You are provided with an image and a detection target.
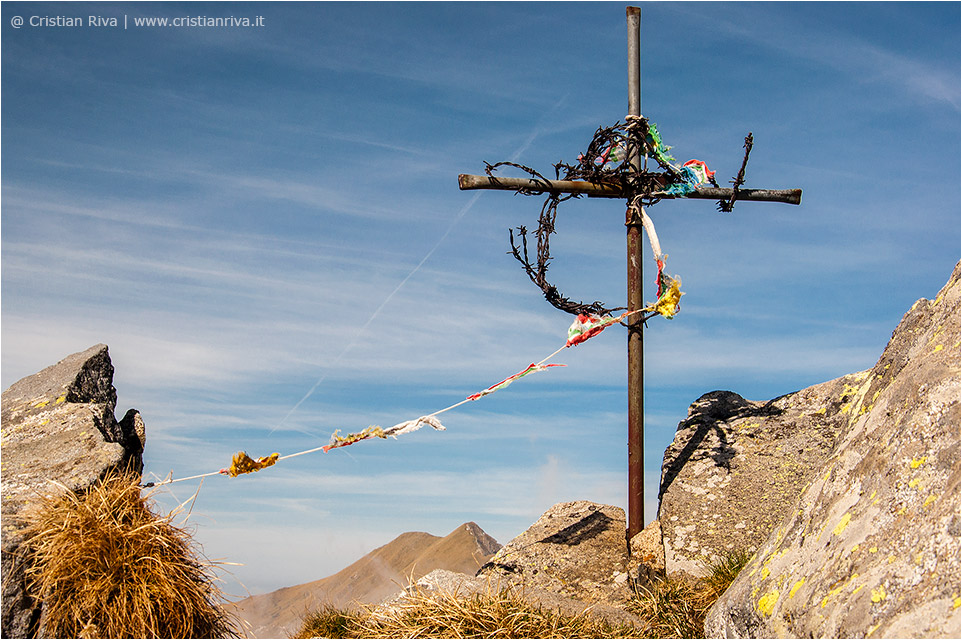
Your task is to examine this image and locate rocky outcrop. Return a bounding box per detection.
[477,500,655,606]
[686,262,960,638]
[1,344,145,638]
[658,375,862,576]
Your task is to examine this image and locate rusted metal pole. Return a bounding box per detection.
[457,174,802,205]
[626,5,645,543]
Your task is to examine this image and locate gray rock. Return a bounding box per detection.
[1,344,146,639]
[658,373,859,577]
[477,501,639,605]
[629,519,666,584]
[705,262,961,638]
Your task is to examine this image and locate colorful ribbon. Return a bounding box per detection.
[566,313,629,347]
[662,159,716,196]
[220,451,280,477]
[645,121,676,167]
[467,363,566,401]
[323,425,386,452]
[681,159,715,185]
[383,415,446,437]
[647,275,683,319]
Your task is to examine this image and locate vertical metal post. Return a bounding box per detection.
[625,5,645,543]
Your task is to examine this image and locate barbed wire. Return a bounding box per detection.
[486,116,752,316]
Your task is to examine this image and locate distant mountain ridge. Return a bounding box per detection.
[233,521,500,638]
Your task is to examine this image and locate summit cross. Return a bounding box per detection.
[457,6,801,544]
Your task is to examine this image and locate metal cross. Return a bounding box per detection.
[457,6,801,544]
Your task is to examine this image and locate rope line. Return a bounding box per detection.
[144,154,685,489]
[142,307,662,488]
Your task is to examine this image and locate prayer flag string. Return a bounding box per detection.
[144,201,680,488]
[143,313,630,487]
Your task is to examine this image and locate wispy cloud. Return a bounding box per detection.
[664,3,960,110]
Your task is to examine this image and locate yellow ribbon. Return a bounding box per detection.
[646,277,683,319]
[224,451,280,477]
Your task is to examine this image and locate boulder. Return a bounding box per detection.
[476,501,637,605]
[1,344,145,638]
[704,262,961,638]
[658,375,860,577]
[629,518,666,583]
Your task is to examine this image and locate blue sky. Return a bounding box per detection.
[2,1,959,598]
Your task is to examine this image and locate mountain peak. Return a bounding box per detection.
[234,522,500,638]
[456,521,502,557]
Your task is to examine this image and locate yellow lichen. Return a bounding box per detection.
[823,583,846,606]
[924,495,938,507]
[788,578,806,598]
[851,544,860,553]
[932,344,944,354]
[34,400,49,408]
[814,407,827,415]
[871,585,886,603]
[757,590,779,616]
[55,395,66,404]
[953,596,960,609]
[761,566,770,580]
[869,546,878,553]
[908,478,922,489]
[910,456,928,469]
[833,512,852,536]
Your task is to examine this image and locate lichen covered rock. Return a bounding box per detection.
[658,378,856,577]
[477,501,636,605]
[1,344,145,638]
[705,262,961,638]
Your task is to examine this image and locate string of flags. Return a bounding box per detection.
[144,206,682,488]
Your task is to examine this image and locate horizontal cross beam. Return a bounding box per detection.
[458,173,802,205]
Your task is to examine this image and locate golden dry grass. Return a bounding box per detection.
[17,472,240,639]
[627,549,754,638]
[293,585,642,639]
[294,550,752,639]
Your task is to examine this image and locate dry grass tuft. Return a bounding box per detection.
[294,549,753,639]
[292,604,368,639]
[18,472,240,639]
[294,585,642,639]
[627,549,753,638]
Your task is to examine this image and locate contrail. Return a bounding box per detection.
[271,191,481,433]
[272,95,569,434]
